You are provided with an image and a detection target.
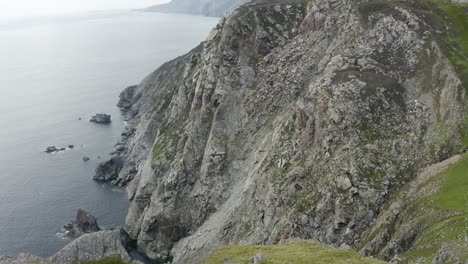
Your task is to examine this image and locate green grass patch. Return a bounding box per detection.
[402,153,468,262]
[202,241,385,264]
[152,143,166,160]
[429,153,468,212]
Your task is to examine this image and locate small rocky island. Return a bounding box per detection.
[62,208,100,239]
[44,146,71,153]
[90,113,111,124]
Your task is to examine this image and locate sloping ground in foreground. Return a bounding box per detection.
[203,241,385,264]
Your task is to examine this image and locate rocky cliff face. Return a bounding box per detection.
[104,0,467,263]
[145,0,250,17]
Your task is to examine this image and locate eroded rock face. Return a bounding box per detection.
[118,85,138,111]
[49,230,131,264]
[102,0,467,263]
[0,254,47,264]
[0,231,130,264]
[94,157,124,182]
[63,208,100,238]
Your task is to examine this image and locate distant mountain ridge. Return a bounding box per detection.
[144,0,250,17]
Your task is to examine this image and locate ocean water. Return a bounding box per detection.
[0,11,218,257]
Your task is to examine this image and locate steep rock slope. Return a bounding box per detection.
[145,0,250,17]
[107,0,467,263]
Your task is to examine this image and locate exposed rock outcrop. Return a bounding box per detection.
[90,113,111,124]
[0,254,47,264]
[45,146,57,153]
[93,156,124,182]
[0,230,130,264]
[63,208,100,238]
[118,85,138,111]
[49,230,131,264]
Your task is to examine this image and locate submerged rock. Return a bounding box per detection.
[90,113,111,124]
[82,157,90,162]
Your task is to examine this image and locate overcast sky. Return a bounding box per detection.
[0,0,169,18]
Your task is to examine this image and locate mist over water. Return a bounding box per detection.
[0,11,218,257]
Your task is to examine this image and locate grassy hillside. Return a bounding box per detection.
[402,153,468,263]
[358,153,468,263]
[202,241,385,264]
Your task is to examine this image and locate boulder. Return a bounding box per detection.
[63,208,100,238]
[90,113,111,124]
[250,253,267,264]
[94,157,124,182]
[45,146,57,153]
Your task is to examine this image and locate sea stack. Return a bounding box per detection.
[90,113,111,124]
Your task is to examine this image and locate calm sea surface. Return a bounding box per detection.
[0,11,218,257]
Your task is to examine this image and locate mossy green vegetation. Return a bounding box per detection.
[152,143,166,160]
[430,0,468,147]
[401,153,468,263]
[75,257,130,264]
[430,153,468,211]
[357,153,468,262]
[202,241,385,264]
[433,0,468,88]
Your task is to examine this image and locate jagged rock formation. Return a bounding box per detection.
[90,113,111,124]
[63,209,100,238]
[49,230,131,264]
[144,0,250,17]
[94,156,124,182]
[118,85,138,111]
[99,0,467,263]
[0,231,130,264]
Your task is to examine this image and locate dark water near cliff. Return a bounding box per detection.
[0,11,218,257]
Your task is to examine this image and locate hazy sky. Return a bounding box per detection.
[0,0,169,18]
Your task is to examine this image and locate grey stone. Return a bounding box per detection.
[49,230,131,264]
[63,208,100,238]
[250,253,267,264]
[90,113,111,124]
[45,146,57,153]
